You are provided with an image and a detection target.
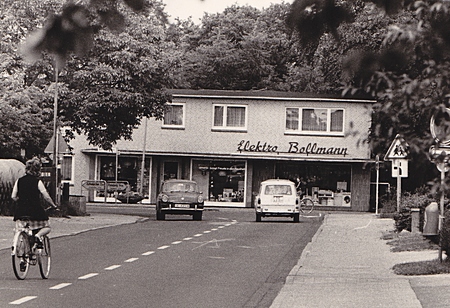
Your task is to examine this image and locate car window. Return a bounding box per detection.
[163,182,197,192]
[264,185,292,195]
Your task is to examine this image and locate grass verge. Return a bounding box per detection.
[382,230,450,275]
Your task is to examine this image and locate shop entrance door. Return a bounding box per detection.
[163,162,178,180]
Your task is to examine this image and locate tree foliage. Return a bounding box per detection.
[1,0,173,155]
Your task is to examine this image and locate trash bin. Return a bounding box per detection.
[68,195,87,216]
[423,202,439,236]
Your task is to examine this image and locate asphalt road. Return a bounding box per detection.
[0,208,321,308]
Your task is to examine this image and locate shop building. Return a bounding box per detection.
[66,90,374,211]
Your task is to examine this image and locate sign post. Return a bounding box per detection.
[385,134,409,212]
[430,108,450,262]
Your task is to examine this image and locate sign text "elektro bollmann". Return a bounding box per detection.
[237,140,348,156]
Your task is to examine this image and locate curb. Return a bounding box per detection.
[285,214,327,284]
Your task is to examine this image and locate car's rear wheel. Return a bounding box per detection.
[256,213,262,222]
[293,213,300,223]
[193,212,202,221]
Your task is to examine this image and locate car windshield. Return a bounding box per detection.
[163,182,197,192]
[264,185,292,195]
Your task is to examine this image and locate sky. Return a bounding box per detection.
[162,0,290,23]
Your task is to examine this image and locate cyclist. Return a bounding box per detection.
[11,157,57,255]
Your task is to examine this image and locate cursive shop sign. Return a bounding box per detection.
[237,140,348,157]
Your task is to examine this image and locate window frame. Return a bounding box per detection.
[162,102,186,129]
[212,104,248,132]
[285,107,345,136]
[61,154,74,184]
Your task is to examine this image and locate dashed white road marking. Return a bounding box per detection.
[9,296,37,305]
[203,231,211,234]
[193,234,202,237]
[142,251,155,256]
[157,245,170,250]
[218,226,225,229]
[172,241,182,244]
[105,265,121,270]
[78,273,99,280]
[183,237,193,241]
[49,283,72,290]
[211,228,218,231]
[208,256,225,259]
[224,224,232,226]
[125,258,139,263]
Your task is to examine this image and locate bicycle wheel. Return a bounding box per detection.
[301,198,314,214]
[12,232,30,280]
[38,236,51,279]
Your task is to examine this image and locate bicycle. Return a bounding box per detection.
[299,197,315,214]
[11,216,51,280]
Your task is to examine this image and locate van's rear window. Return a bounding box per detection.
[264,185,292,195]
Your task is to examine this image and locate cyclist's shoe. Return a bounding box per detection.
[20,260,27,272]
[35,236,44,249]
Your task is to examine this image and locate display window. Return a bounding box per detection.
[97,155,151,198]
[276,162,352,207]
[192,160,246,204]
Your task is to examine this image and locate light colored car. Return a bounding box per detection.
[156,179,204,221]
[254,179,300,222]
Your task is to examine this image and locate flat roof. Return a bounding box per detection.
[168,89,375,103]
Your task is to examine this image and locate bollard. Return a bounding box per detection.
[411,208,421,233]
[423,202,439,236]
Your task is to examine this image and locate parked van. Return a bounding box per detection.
[254,179,300,222]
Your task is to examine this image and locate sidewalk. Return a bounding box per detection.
[0,212,145,251]
[270,213,450,308]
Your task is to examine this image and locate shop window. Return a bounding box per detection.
[285,107,344,135]
[99,156,142,192]
[163,103,185,128]
[213,104,247,130]
[192,160,246,203]
[276,162,351,207]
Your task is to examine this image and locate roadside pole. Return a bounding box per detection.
[375,155,380,215]
[440,166,446,262]
[429,108,450,262]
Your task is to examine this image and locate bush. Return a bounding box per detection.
[393,186,436,233]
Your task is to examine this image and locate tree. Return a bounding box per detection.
[59,2,173,150]
[286,0,450,189]
[170,3,298,90]
[1,0,174,155]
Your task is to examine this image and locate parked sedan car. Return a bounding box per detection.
[156,179,204,221]
[254,179,300,222]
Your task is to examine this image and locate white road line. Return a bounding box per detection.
[171,241,182,244]
[203,230,211,234]
[224,224,231,226]
[78,273,99,280]
[49,283,72,290]
[142,251,155,256]
[125,257,139,263]
[9,296,37,305]
[183,237,193,241]
[218,226,224,229]
[105,265,121,270]
[211,228,218,231]
[193,234,203,237]
[157,245,170,250]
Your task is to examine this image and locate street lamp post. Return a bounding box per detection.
[52,66,59,206]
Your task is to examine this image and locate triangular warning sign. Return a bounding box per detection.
[44,130,70,154]
[385,134,409,160]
